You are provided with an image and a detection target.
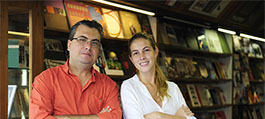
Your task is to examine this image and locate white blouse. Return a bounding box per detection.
[121,74,196,119]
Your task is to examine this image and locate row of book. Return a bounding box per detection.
[159,53,228,80]
[234,107,264,119]
[233,85,264,105]
[233,35,264,59]
[8,39,29,68]
[8,85,29,118]
[158,21,231,54]
[196,110,227,119]
[180,84,227,108]
[44,0,153,39]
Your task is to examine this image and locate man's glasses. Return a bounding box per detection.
[71,37,101,48]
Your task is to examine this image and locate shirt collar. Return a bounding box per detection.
[62,59,97,83]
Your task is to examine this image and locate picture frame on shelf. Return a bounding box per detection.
[8,85,17,118]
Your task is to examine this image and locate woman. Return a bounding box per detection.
[121,32,196,119]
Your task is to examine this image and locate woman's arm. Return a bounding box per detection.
[144,104,194,119]
[120,83,145,119]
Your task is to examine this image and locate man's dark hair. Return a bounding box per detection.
[68,20,103,40]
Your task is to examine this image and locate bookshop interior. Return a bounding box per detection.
[0,0,264,119]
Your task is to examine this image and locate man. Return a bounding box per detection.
[30,20,122,119]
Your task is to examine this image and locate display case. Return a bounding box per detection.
[0,1,44,118]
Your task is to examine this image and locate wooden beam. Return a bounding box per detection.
[0,1,8,119]
[29,1,44,93]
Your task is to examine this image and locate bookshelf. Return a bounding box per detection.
[232,37,265,119]
[156,16,234,118]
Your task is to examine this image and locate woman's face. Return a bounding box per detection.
[129,38,158,73]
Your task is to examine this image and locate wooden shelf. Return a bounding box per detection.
[249,57,264,62]
[250,80,265,84]
[44,27,69,33]
[233,102,265,107]
[191,104,232,111]
[169,78,232,84]
[103,36,129,41]
[8,67,29,70]
[159,44,232,58]
[109,75,134,82]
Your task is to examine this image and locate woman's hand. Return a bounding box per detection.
[144,111,187,119]
[176,104,194,117]
[144,111,163,119]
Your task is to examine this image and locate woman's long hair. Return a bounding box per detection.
[129,32,170,101]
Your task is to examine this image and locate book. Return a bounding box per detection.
[44,59,66,69]
[157,51,168,77]
[87,5,108,37]
[162,23,178,46]
[251,42,263,58]
[197,60,209,79]
[248,43,256,58]
[44,38,64,52]
[213,62,227,79]
[137,14,152,35]
[196,85,213,106]
[44,0,69,31]
[8,39,28,68]
[209,88,221,105]
[119,10,142,39]
[174,25,188,48]
[205,29,223,53]
[205,61,219,79]
[214,111,227,119]
[256,108,264,119]
[194,28,209,51]
[164,56,177,78]
[185,28,199,50]
[157,21,171,45]
[101,8,124,38]
[64,1,91,27]
[148,16,157,42]
[233,35,242,52]
[18,88,29,118]
[218,32,231,54]
[8,85,17,118]
[186,84,201,107]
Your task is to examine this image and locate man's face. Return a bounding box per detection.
[67,25,101,66]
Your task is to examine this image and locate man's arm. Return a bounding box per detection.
[54,106,112,119]
[54,115,99,119]
[30,74,56,119]
[96,79,122,119]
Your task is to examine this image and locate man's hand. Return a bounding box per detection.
[176,104,194,117]
[100,106,111,113]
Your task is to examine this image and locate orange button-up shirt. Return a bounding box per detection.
[30,61,122,119]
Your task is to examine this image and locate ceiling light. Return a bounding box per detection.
[91,0,155,16]
[240,33,265,42]
[217,28,236,35]
[8,31,30,37]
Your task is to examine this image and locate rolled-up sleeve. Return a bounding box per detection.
[97,78,122,119]
[121,83,145,119]
[30,74,56,119]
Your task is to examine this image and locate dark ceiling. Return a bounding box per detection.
[119,0,264,38]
